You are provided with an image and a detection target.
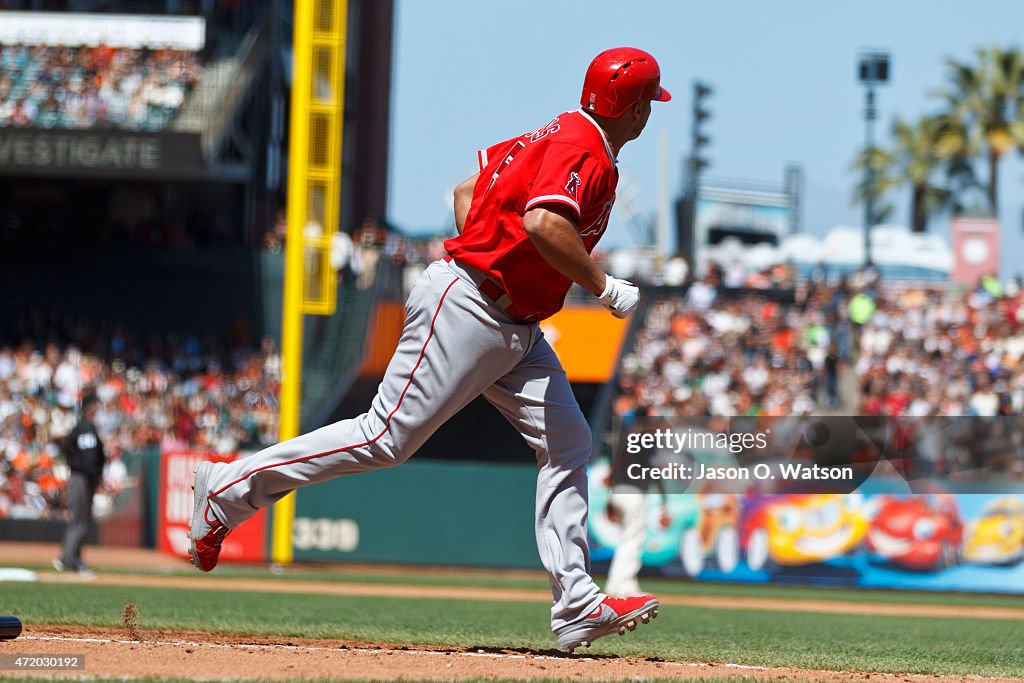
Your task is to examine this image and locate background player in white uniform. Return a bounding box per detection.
[605,407,669,597]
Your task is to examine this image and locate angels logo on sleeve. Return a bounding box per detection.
[580,198,614,238]
[565,172,581,200]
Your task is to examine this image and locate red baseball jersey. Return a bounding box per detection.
[444,109,618,321]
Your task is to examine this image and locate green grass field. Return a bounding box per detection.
[18,560,1024,608]
[4,576,1023,678]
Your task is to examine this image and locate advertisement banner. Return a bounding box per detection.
[589,416,1024,593]
[540,308,630,383]
[157,451,268,563]
[0,12,206,50]
[951,217,1000,284]
[0,130,204,180]
[361,301,406,377]
[589,479,1024,593]
[359,302,628,383]
[693,185,790,265]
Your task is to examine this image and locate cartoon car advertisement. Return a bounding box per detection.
[865,495,963,570]
[587,458,1024,594]
[739,494,869,571]
[964,497,1024,566]
[679,492,741,577]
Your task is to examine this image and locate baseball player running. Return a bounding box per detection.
[190,47,670,652]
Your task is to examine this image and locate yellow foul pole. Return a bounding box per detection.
[273,0,347,565]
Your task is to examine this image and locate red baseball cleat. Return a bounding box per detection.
[188,461,231,572]
[556,594,659,652]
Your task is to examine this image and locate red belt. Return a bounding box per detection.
[443,254,537,323]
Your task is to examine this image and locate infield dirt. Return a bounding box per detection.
[17,625,1024,682]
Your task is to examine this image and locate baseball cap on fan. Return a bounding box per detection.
[581,47,672,118]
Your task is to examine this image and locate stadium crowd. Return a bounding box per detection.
[614,262,845,421]
[0,43,199,130]
[855,278,1024,418]
[612,264,1024,478]
[0,324,280,520]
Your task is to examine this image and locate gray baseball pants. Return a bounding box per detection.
[60,472,95,570]
[204,257,604,632]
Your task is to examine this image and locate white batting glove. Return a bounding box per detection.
[598,275,639,319]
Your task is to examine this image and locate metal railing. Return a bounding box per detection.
[171,13,270,161]
[301,258,392,431]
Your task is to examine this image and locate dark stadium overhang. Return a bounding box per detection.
[0,128,247,182]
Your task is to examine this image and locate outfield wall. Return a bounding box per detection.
[588,462,1024,594]
[282,458,1024,595]
[291,460,541,568]
[14,451,1023,596]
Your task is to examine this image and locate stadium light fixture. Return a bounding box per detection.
[858,50,890,268]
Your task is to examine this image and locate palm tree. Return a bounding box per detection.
[942,148,985,215]
[890,115,952,232]
[850,145,900,226]
[934,46,1024,216]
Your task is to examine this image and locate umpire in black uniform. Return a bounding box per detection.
[53,392,106,575]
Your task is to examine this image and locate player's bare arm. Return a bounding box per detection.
[453,173,479,234]
[522,204,607,295]
[523,205,641,319]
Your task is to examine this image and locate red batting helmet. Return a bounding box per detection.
[581,47,671,118]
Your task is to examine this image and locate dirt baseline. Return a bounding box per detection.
[11,626,1023,682]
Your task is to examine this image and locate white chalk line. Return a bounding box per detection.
[23,634,761,670]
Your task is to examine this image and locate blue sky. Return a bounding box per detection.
[387,0,1024,276]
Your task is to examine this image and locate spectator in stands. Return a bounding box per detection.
[263,210,287,253]
[823,341,842,408]
[353,218,386,290]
